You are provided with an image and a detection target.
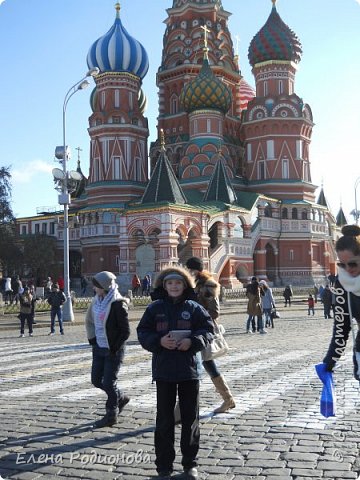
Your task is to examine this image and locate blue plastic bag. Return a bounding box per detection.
[315,363,336,417]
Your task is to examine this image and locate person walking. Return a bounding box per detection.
[19,286,33,338]
[283,285,293,307]
[246,277,266,333]
[4,276,13,304]
[131,274,141,296]
[322,225,360,381]
[260,280,276,328]
[45,277,53,299]
[142,274,151,296]
[307,294,315,316]
[186,257,236,414]
[321,284,333,319]
[137,266,214,479]
[86,271,130,428]
[80,276,88,296]
[47,283,66,335]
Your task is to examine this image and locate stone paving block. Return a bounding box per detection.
[293,476,322,480]
[261,468,292,475]
[7,473,44,480]
[240,443,267,451]
[264,476,293,480]
[322,472,359,479]
[316,461,353,471]
[282,452,319,462]
[245,459,287,468]
[246,451,280,460]
[290,445,324,453]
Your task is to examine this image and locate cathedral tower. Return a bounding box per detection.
[84,3,150,207]
[150,0,244,185]
[242,0,315,202]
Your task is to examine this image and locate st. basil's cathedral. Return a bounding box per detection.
[17,0,347,290]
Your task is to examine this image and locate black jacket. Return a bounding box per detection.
[47,290,66,308]
[323,279,360,380]
[86,299,130,357]
[137,296,214,382]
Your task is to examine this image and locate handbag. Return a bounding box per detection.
[271,308,280,319]
[201,321,229,361]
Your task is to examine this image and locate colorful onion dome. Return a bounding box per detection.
[248,1,302,67]
[239,79,255,110]
[138,88,148,115]
[87,3,149,79]
[180,55,232,114]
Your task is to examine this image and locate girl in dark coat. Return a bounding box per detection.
[322,225,360,381]
[85,271,130,428]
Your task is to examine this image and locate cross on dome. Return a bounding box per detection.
[200,24,210,49]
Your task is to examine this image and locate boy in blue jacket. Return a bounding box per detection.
[137,266,214,480]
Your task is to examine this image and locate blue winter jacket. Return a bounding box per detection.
[137,296,214,382]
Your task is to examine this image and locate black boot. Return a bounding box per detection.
[118,395,130,413]
[94,410,117,428]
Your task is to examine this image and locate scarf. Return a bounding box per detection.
[92,285,121,348]
[337,269,360,297]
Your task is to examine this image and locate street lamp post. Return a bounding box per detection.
[355,177,360,226]
[55,68,99,322]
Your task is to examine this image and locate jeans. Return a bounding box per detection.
[20,313,33,334]
[202,359,220,378]
[91,344,123,412]
[155,380,199,473]
[246,315,264,331]
[263,308,272,326]
[50,306,63,333]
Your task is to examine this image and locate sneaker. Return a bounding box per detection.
[29,333,33,337]
[118,395,130,413]
[246,330,252,334]
[19,334,25,338]
[60,332,64,335]
[48,332,55,336]
[259,329,267,334]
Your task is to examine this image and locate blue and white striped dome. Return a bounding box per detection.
[87,3,149,79]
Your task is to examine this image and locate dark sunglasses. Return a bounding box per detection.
[337,261,360,269]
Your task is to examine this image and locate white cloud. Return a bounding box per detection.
[12,159,54,184]
[356,0,360,4]
[0,0,6,5]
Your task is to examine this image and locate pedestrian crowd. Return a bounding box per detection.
[6,224,360,479]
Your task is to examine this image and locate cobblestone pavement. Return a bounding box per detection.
[1,305,360,480]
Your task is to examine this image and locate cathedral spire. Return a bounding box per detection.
[203,150,237,204]
[141,131,187,205]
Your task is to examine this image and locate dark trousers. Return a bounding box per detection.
[91,345,122,412]
[20,313,33,334]
[155,380,199,473]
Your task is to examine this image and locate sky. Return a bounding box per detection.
[1,0,360,221]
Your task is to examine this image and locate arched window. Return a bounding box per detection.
[282,208,288,219]
[301,210,307,220]
[264,204,272,218]
[170,95,178,115]
[292,208,298,219]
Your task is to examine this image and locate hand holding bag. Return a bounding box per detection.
[201,320,229,361]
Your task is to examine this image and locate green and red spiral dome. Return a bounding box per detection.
[248,3,302,67]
